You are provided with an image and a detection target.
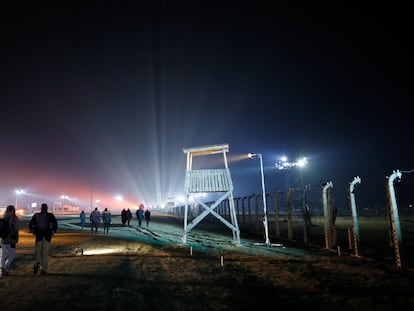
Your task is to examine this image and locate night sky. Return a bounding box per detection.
[1,1,413,210]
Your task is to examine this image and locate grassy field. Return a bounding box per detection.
[239,214,414,269]
[1,215,413,310]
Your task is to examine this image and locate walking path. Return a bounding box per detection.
[57,214,320,258]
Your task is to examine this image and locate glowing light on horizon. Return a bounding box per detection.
[15,189,26,195]
[15,188,26,208]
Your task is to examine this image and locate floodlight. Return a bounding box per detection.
[275,156,308,170]
[248,152,258,159]
[296,157,308,167]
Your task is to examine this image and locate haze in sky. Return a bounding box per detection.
[1,2,412,210]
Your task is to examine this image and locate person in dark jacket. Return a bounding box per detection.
[29,203,58,275]
[0,205,19,276]
[144,208,151,228]
[126,209,133,226]
[121,209,127,226]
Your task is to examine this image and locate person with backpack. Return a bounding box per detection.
[0,205,19,277]
[29,203,58,275]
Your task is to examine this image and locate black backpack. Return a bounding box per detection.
[0,217,10,239]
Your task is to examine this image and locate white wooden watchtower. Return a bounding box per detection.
[182,143,240,245]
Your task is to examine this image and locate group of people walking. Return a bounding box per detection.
[85,207,112,234]
[136,204,151,227]
[1,203,58,277]
[79,205,151,233]
[121,208,133,226]
[0,203,152,277]
[80,207,114,233]
[119,207,150,227]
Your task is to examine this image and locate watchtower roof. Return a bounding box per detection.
[182,143,229,157]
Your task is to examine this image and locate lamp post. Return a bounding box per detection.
[15,189,26,208]
[248,153,271,246]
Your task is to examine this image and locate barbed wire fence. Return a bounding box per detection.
[168,171,414,269]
